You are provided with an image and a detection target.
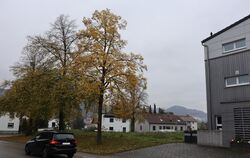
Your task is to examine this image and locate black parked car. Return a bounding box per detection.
[25,131,77,158]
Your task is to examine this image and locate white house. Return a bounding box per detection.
[0,89,20,134]
[0,115,19,134]
[135,114,197,132]
[179,115,198,131]
[48,119,58,128]
[102,114,130,132]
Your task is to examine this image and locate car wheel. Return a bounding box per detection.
[25,145,31,155]
[68,154,74,158]
[42,148,49,158]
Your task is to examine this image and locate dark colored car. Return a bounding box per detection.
[25,131,77,158]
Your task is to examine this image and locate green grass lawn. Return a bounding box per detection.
[0,131,184,155]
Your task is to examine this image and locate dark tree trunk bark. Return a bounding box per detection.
[97,90,104,144]
[18,115,23,134]
[131,114,135,132]
[59,105,65,130]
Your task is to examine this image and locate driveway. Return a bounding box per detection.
[111,143,250,158]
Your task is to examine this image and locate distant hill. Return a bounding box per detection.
[166,105,207,122]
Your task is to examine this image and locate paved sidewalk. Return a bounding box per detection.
[76,143,250,158]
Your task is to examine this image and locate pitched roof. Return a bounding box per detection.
[144,114,185,125]
[202,14,250,43]
[179,115,196,122]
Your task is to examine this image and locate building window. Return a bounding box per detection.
[163,126,166,129]
[153,126,156,131]
[166,126,170,129]
[123,127,126,132]
[223,38,246,53]
[109,127,113,131]
[180,127,183,131]
[159,126,162,130]
[122,119,126,123]
[7,123,14,129]
[216,116,222,130]
[175,126,177,131]
[225,75,250,87]
[110,118,114,123]
[140,125,142,131]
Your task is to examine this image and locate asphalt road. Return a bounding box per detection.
[1,140,249,158]
[0,141,69,158]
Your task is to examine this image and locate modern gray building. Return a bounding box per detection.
[202,14,250,147]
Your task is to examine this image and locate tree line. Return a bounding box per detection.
[0,9,147,144]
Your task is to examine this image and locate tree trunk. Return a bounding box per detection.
[131,115,135,132]
[97,91,104,144]
[18,115,23,134]
[59,105,65,130]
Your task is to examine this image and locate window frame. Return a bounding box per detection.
[109,118,114,123]
[152,126,156,131]
[222,38,246,53]
[122,119,126,123]
[225,75,250,88]
[109,127,114,131]
[7,123,14,129]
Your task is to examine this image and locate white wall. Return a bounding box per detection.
[0,115,19,134]
[102,115,130,132]
[198,130,223,147]
[48,119,58,128]
[135,120,150,132]
[149,124,186,132]
[186,121,198,131]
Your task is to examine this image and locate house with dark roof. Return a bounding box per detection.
[135,114,197,132]
[202,14,250,147]
[179,115,197,131]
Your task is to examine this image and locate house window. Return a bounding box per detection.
[175,126,177,131]
[153,126,156,131]
[110,118,114,123]
[225,75,250,87]
[163,126,166,129]
[52,122,56,128]
[140,125,142,131]
[159,126,162,130]
[180,127,183,131]
[109,127,113,131]
[123,127,126,132]
[166,126,170,129]
[223,38,246,53]
[7,123,14,129]
[122,119,126,123]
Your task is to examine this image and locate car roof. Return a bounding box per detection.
[39,131,74,135]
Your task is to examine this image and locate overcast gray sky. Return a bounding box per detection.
[1,0,250,112]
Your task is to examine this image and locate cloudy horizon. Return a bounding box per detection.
[1,0,250,112]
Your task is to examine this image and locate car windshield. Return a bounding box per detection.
[53,134,74,140]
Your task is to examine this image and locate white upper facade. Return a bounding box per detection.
[102,114,130,132]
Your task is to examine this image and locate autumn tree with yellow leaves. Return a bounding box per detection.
[112,73,147,132]
[75,9,147,144]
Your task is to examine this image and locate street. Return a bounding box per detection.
[1,140,249,158]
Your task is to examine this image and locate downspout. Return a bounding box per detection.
[202,43,213,130]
